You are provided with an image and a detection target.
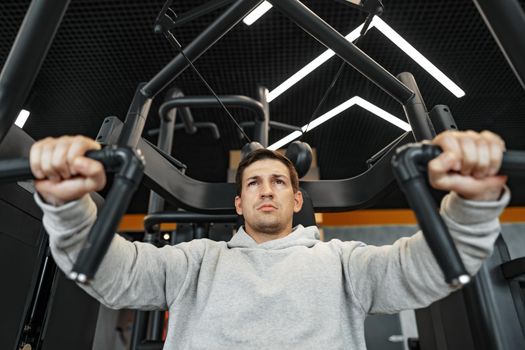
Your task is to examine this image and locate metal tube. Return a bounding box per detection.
[142,0,263,98]
[270,0,414,104]
[142,88,178,342]
[255,86,270,147]
[130,311,148,350]
[428,105,458,134]
[117,83,153,148]
[150,311,165,342]
[71,148,145,283]
[0,0,70,143]
[366,131,410,168]
[472,0,525,91]
[159,95,265,121]
[144,212,238,232]
[397,72,435,141]
[269,121,302,132]
[392,144,469,287]
[169,0,236,29]
[148,88,183,214]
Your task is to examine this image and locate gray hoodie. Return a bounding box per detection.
[36,189,510,349]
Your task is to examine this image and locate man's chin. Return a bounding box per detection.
[251,220,284,235]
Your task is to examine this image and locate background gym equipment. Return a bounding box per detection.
[1,0,525,349]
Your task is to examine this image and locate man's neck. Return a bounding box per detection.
[244,226,293,244]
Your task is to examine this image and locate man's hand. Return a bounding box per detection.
[30,136,106,206]
[428,130,507,201]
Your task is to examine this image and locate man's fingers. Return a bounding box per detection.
[429,130,507,201]
[72,157,106,191]
[428,152,460,186]
[432,132,462,171]
[51,137,73,179]
[35,177,99,203]
[66,136,101,176]
[481,130,505,176]
[31,135,104,205]
[40,141,60,181]
[30,139,46,179]
[458,132,478,176]
[472,137,490,178]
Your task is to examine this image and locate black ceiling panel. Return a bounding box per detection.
[1,0,525,211]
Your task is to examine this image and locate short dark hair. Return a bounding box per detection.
[235,149,299,195]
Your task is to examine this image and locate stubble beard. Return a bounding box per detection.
[250,215,285,235]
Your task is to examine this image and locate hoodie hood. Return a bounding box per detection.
[227,224,320,250]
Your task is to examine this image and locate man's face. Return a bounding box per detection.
[235,159,303,236]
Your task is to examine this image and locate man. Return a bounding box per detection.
[31,130,509,349]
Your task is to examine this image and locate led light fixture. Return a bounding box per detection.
[267,23,364,102]
[243,1,273,26]
[267,96,410,150]
[264,17,464,101]
[371,17,465,97]
[15,109,30,128]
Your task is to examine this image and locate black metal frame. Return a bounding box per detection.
[0,0,71,143]
[1,0,525,319]
[1,0,525,348]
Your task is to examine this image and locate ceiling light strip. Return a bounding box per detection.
[267,24,364,102]
[243,1,273,26]
[371,17,465,98]
[267,97,409,150]
[15,109,30,128]
[354,97,411,131]
[267,17,464,102]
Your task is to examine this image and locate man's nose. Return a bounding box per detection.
[260,181,274,198]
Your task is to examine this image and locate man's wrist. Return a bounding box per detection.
[458,187,504,202]
[39,193,67,207]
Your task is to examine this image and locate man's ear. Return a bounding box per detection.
[235,195,243,215]
[293,190,303,213]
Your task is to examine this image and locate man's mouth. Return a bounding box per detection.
[257,203,277,211]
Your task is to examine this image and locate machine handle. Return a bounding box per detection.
[0,146,145,284]
[392,144,525,287]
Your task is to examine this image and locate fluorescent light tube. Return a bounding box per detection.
[267,130,303,151]
[267,17,464,101]
[267,97,410,150]
[15,109,30,128]
[243,1,273,26]
[354,97,411,131]
[371,17,465,98]
[302,96,359,132]
[267,24,364,102]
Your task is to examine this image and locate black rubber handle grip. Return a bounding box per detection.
[0,148,118,183]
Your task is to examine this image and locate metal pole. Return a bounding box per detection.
[397,72,435,141]
[145,88,183,341]
[0,0,71,143]
[159,95,265,121]
[117,83,153,148]
[472,0,525,91]
[169,0,236,29]
[142,0,263,98]
[428,105,458,134]
[270,0,414,104]
[254,86,270,147]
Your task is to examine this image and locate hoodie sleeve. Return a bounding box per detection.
[342,188,510,314]
[35,194,206,310]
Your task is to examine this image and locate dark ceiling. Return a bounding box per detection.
[1,0,525,212]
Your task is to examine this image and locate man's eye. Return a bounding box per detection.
[247,181,257,187]
[275,179,285,185]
